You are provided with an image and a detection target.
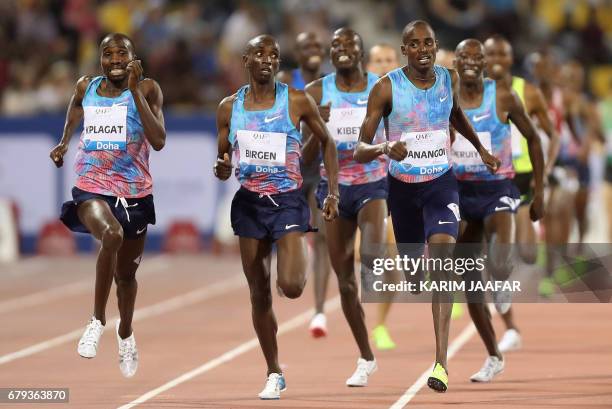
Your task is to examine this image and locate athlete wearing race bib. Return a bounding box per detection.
[304,29,386,387]
[214,35,339,401]
[49,33,166,379]
[355,21,500,393]
[451,39,544,383]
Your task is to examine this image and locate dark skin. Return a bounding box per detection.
[454,39,545,361]
[214,35,339,375]
[277,31,331,316]
[48,34,165,339]
[303,28,379,362]
[355,21,500,373]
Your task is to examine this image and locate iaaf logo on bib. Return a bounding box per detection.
[415,133,431,140]
[251,132,267,140]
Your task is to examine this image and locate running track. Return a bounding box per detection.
[1,254,611,408]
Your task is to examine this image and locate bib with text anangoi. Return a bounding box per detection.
[237,130,287,168]
[327,107,366,144]
[400,129,448,168]
[452,132,491,166]
[82,105,128,150]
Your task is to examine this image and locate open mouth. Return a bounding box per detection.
[418,55,431,64]
[109,68,126,76]
[337,55,351,63]
[307,55,321,65]
[463,68,478,76]
[260,67,272,74]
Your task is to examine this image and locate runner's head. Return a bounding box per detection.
[560,60,585,92]
[483,34,512,80]
[366,43,400,76]
[243,35,280,83]
[455,39,486,84]
[330,27,364,71]
[99,33,136,82]
[526,50,556,86]
[401,20,438,73]
[295,32,324,72]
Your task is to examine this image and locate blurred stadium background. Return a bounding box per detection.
[0,0,610,259]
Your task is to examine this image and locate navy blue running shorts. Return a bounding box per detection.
[316,178,388,220]
[458,179,521,222]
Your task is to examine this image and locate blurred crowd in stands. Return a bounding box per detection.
[0,0,610,116]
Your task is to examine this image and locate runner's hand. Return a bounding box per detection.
[480,148,500,174]
[49,143,68,168]
[387,141,408,161]
[127,60,143,92]
[214,153,233,180]
[318,102,331,122]
[322,194,339,221]
[529,192,545,221]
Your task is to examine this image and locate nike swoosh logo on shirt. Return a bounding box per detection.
[356,98,368,105]
[439,95,448,102]
[264,115,282,123]
[473,114,490,122]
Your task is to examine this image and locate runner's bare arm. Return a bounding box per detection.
[354,78,402,162]
[526,82,559,176]
[136,78,166,151]
[213,96,235,181]
[292,89,339,220]
[49,75,91,168]
[506,88,545,220]
[449,69,500,172]
[301,80,324,165]
[128,59,166,151]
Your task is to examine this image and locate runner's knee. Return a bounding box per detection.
[101,224,123,251]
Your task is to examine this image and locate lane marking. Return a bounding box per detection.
[0,273,246,366]
[117,296,341,409]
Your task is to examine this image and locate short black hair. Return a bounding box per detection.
[333,27,364,50]
[401,20,434,44]
[100,33,135,53]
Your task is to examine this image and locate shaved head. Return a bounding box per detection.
[100,33,135,54]
[333,27,364,50]
[402,20,434,44]
[484,34,512,54]
[456,38,484,54]
[296,32,317,46]
[245,34,279,55]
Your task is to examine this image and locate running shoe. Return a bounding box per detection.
[538,276,555,297]
[116,320,138,378]
[493,286,512,314]
[427,363,448,392]
[258,373,286,400]
[309,313,327,338]
[451,302,464,320]
[346,358,377,386]
[372,325,396,350]
[77,317,104,358]
[470,356,504,382]
[498,329,522,352]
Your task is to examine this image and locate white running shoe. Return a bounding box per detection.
[346,358,377,387]
[498,329,522,352]
[116,320,138,378]
[258,373,286,400]
[77,317,104,358]
[493,286,512,314]
[470,356,504,382]
[309,313,327,338]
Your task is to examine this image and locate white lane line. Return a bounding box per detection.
[0,273,246,366]
[117,296,342,409]
[389,305,497,408]
[0,257,169,314]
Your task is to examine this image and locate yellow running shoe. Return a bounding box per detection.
[427,363,448,392]
[451,302,464,320]
[372,325,396,350]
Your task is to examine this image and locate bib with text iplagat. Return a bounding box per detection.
[82,105,128,150]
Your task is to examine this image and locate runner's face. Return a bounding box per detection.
[484,40,512,79]
[247,41,280,82]
[100,39,134,81]
[456,43,485,83]
[367,47,400,76]
[401,25,437,72]
[296,35,324,71]
[330,32,362,70]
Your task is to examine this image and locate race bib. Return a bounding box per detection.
[400,129,448,167]
[237,130,287,168]
[83,105,128,150]
[327,107,366,143]
[452,132,492,166]
[510,122,523,158]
